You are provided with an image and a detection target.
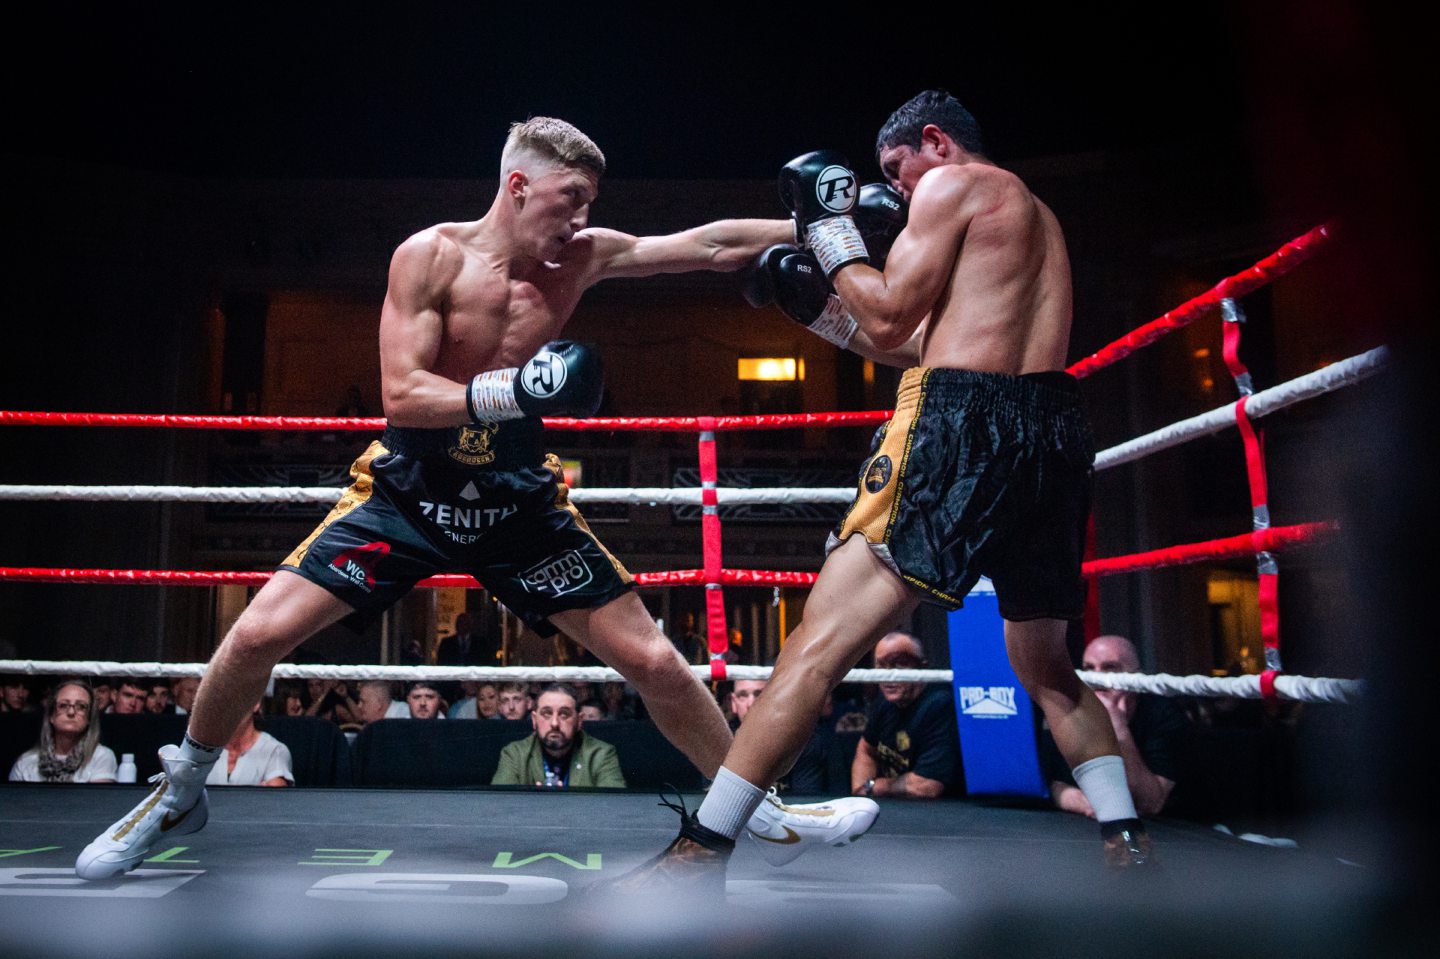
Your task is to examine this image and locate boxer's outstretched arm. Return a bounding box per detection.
[582,220,793,282]
[832,164,981,351]
[379,232,470,427]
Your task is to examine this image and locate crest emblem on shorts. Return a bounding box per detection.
[864,455,892,493]
[449,423,498,466]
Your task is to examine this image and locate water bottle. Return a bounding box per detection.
[116,753,137,783]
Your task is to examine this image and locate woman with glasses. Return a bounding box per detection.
[8,679,118,783]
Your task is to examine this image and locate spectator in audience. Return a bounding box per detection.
[172,676,201,716]
[110,678,147,715]
[671,611,706,665]
[851,631,962,800]
[1,676,34,714]
[306,678,362,725]
[404,680,445,719]
[399,637,426,666]
[723,674,833,794]
[492,683,625,788]
[356,680,409,724]
[207,701,293,786]
[578,699,606,723]
[725,679,767,730]
[721,626,745,665]
[436,612,498,666]
[146,680,173,715]
[1039,634,1193,818]
[449,681,500,719]
[8,679,118,783]
[271,680,307,717]
[475,682,501,719]
[496,681,532,721]
[91,680,114,714]
[598,681,640,720]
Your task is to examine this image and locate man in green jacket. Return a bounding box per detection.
[492,682,625,788]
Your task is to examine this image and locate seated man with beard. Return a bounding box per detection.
[491,682,624,788]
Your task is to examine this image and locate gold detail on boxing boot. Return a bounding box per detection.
[750,825,802,846]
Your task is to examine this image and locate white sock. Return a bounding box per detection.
[179,732,222,768]
[697,766,767,840]
[1072,755,1138,823]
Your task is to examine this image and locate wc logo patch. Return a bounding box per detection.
[864,455,892,493]
[449,423,498,466]
[328,541,391,592]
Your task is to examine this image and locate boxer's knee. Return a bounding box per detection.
[612,632,690,694]
[219,607,302,665]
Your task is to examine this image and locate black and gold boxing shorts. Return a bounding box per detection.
[828,368,1094,621]
[281,424,633,636]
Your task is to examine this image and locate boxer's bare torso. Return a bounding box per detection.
[845,143,1072,375]
[908,164,1071,373]
[377,164,790,428]
[378,166,602,427]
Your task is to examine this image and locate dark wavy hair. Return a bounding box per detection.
[876,89,986,162]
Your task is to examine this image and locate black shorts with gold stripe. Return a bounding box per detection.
[281,422,633,636]
[828,368,1094,621]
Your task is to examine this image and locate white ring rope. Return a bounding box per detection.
[0,485,858,505]
[0,661,1362,704]
[1095,346,1387,471]
[0,349,1385,504]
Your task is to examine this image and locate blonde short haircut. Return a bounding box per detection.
[501,116,606,178]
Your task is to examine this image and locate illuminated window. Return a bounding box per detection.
[738,357,804,382]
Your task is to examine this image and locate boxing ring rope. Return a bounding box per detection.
[1065,223,1334,380]
[0,224,1370,702]
[0,660,1361,705]
[0,347,1386,505]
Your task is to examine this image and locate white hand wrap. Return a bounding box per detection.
[467,368,523,422]
[805,215,868,277]
[809,294,858,349]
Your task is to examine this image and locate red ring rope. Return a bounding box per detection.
[0,524,1336,590]
[1066,224,1333,379]
[0,410,893,432]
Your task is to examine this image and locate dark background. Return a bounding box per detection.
[8,6,1253,180]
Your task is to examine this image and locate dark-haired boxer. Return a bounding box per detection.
[77,117,875,879]
[614,90,1151,893]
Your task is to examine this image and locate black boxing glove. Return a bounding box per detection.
[466,340,604,422]
[778,150,868,278]
[854,183,907,268]
[748,244,857,349]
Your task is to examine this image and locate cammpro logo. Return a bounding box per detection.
[521,351,567,399]
[958,686,1019,718]
[328,541,390,593]
[520,550,593,597]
